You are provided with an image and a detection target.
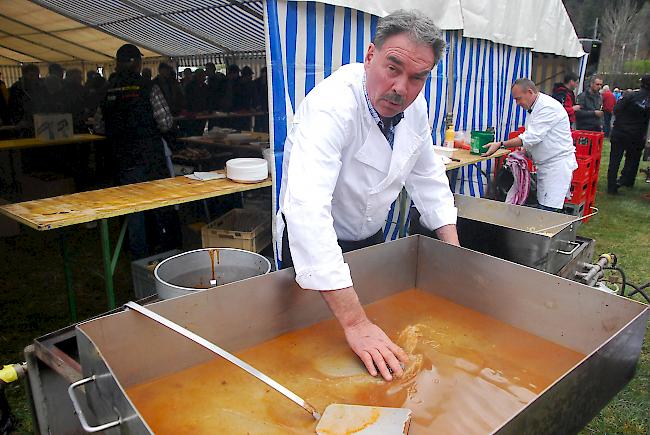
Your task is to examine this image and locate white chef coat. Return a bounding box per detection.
[277,63,457,291]
[519,92,578,209]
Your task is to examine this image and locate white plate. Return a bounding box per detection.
[431,145,457,157]
[226,158,268,183]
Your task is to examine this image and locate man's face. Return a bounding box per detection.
[511,85,537,110]
[364,33,435,118]
[590,79,603,93]
[567,79,577,90]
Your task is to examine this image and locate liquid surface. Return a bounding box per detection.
[126,289,584,434]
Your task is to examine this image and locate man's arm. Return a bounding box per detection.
[404,102,458,240]
[283,94,407,381]
[482,135,522,157]
[320,287,408,381]
[150,84,173,133]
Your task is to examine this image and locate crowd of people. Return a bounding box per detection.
[0,45,270,260]
[0,59,268,137]
[552,73,650,194]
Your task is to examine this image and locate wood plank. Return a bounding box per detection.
[0,172,271,231]
[0,134,106,151]
[173,111,268,121]
[445,148,510,171]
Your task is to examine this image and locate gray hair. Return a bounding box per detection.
[374,10,446,63]
[512,78,538,93]
[589,75,603,84]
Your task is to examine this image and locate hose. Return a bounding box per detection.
[602,266,650,304]
[0,363,26,435]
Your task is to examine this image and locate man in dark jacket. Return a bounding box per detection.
[95,44,180,258]
[153,62,183,116]
[8,64,46,129]
[552,72,580,128]
[575,76,604,131]
[607,75,650,194]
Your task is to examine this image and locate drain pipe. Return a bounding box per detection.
[576,253,617,286]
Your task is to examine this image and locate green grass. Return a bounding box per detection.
[0,140,648,434]
[578,140,650,435]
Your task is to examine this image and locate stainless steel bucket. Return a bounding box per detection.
[154,248,271,299]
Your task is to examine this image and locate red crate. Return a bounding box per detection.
[572,155,592,182]
[572,130,604,157]
[591,156,601,177]
[587,178,598,202]
[566,179,590,204]
[582,199,596,223]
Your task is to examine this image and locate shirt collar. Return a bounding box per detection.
[527,93,540,114]
[362,73,404,129]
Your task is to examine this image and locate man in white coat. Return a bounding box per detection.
[483,79,577,212]
[278,10,459,382]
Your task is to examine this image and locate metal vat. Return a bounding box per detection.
[64,235,648,434]
[154,248,271,299]
[455,194,580,273]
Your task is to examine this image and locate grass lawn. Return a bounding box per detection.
[578,140,650,434]
[0,139,648,434]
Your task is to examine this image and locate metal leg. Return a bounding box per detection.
[59,230,77,322]
[99,219,116,310]
[99,217,129,310]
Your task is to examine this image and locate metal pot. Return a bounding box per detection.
[154,248,271,299]
[413,194,584,274]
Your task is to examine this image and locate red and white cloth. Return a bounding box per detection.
[505,150,530,205]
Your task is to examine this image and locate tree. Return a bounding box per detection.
[600,0,647,72]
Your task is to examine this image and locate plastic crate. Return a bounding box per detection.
[582,200,596,223]
[563,201,585,222]
[587,178,598,202]
[572,130,604,157]
[131,249,181,300]
[201,208,272,253]
[591,156,601,178]
[566,179,590,204]
[572,155,592,182]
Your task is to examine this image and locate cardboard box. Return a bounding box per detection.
[33,113,73,141]
[20,172,75,201]
[0,198,20,237]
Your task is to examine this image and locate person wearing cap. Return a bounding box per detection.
[94,44,180,259]
[607,74,650,194]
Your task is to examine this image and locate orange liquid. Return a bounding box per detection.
[126,289,584,434]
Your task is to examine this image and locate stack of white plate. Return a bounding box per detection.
[226,158,269,183]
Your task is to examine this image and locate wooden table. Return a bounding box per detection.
[174,111,268,131]
[0,173,271,321]
[0,134,105,151]
[0,134,106,195]
[444,148,509,171]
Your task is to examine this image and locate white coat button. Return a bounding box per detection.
[366,217,372,222]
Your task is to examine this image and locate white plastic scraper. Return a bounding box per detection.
[316,404,412,434]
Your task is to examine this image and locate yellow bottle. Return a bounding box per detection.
[444,125,455,148]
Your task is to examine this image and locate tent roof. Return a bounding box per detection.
[0,0,266,65]
[0,0,583,66]
[311,0,586,58]
[0,0,161,64]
